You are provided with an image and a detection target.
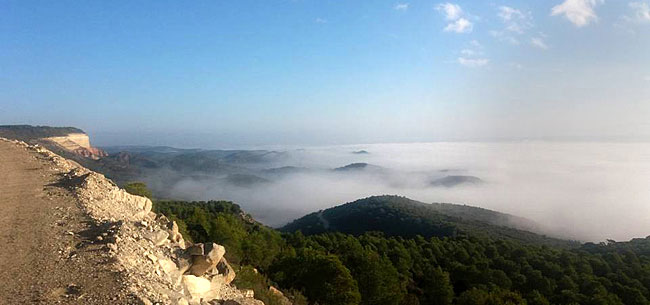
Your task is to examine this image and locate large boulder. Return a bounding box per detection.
[182,275,212,299]
[216,258,236,284]
[188,243,226,276]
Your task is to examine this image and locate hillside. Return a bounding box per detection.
[0,137,268,305]
[154,194,650,305]
[281,195,576,248]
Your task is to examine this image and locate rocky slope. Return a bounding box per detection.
[0,137,265,305]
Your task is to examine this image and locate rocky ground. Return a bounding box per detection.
[0,138,268,305]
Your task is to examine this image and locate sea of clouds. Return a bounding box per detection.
[161,141,650,242]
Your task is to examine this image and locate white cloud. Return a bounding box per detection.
[490,30,520,45]
[436,3,463,20]
[491,6,534,45]
[461,49,477,56]
[456,41,487,68]
[551,0,603,27]
[394,3,409,11]
[498,6,522,21]
[458,57,489,67]
[498,6,532,33]
[437,3,473,33]
[531,37,549,49]
[627,1,650,23]
[645,75,650,81]
[315,18,328,24]
[444,17,473,33]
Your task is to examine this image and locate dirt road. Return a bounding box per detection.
[0,140,135,304]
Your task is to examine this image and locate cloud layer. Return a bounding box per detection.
[153,142,650,242]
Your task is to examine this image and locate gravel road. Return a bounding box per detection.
[0,140,137,304]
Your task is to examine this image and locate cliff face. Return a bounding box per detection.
[2,137,263,305]
[46,133,108,160]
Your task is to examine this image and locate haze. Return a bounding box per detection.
[137,141,650,242]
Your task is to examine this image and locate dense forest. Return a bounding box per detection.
[126,184,650,305]
[281,196,578,248]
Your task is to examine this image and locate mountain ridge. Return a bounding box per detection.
[282,195,577,248]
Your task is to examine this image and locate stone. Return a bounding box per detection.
[243,290,254,298]
[216,258,236,284]
[159,258,178,275]
[146,230,169,246]
[269,286,291,305]
[186,244,205,256]
[182,275,211,299]
[173,297,190,305]
[223,297,264,305]
[188,243,225,276]
[177,255,193,274]
[269,286,283,297]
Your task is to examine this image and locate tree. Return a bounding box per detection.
[421,266,454,305]
[123,182,152,199]
[271,249,361,305]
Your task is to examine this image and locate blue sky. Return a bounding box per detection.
[1,0,649,147]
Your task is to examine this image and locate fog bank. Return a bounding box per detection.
[151,142,650,242]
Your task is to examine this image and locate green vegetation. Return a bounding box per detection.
[0,125,84,140]
[147,190,650,305]
[282,196,578,248]
[124,182,153,199]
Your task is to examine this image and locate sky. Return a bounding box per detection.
[1,0,649,147]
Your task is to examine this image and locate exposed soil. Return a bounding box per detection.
[0,140,137,304]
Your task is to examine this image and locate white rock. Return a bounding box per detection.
[182,275,211,298]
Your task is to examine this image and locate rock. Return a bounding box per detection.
[269,286,291,305]
[216,258,236,284]
[159,259,178,275]
[223,297,265,305]
[186,244,204,256]
[243,290,254,298]
[188,243,225,276]
[169,221,185,247]
[182,275,211,299]
[173,297,190,305]
[107,243,118,251]
[146,230,169,246]
[269,286,283,297]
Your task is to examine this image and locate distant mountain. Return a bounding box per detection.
[282,195,576,248]
[261,166,310,176]
[430,175,484,187]
[224,174,270,187]
[333,162,386,172]
[352,150,369,154]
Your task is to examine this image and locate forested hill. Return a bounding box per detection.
[281,195,578,248]
[145,192,650,305]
